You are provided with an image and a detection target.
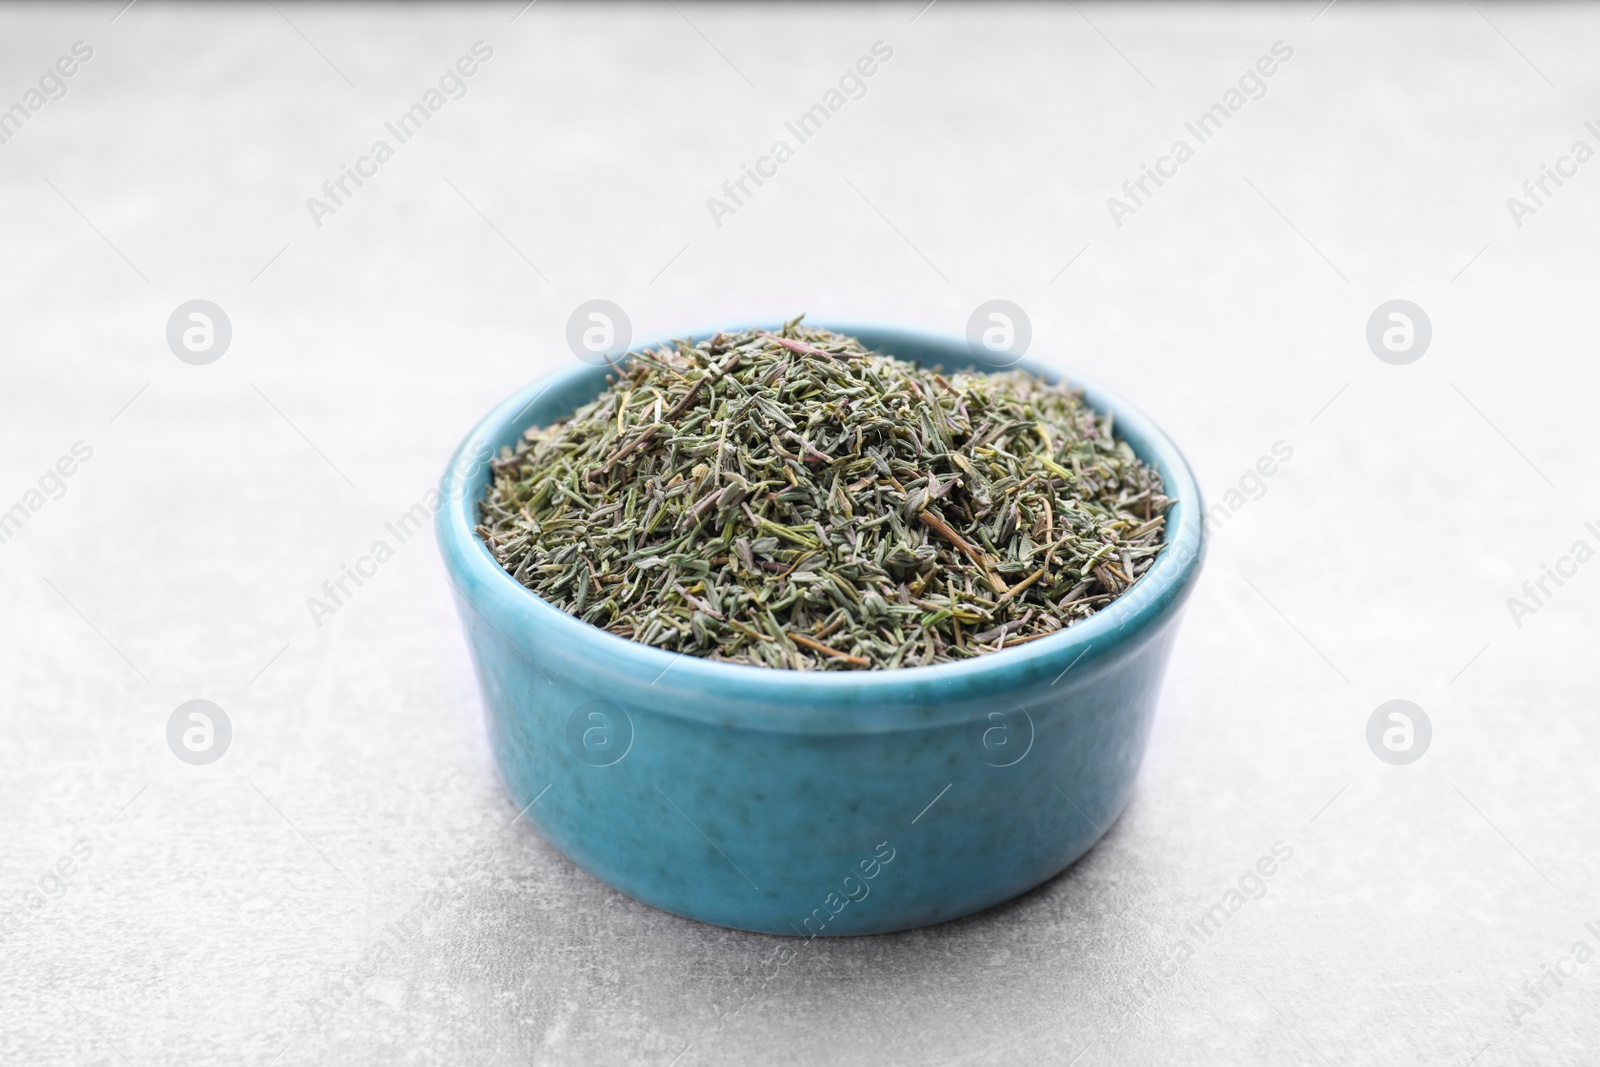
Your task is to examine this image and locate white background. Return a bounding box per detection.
[2,2,1597,1064]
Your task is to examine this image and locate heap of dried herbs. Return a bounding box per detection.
[478,319,1169,670]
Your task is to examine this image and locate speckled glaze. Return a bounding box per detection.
[437,325,1204,936]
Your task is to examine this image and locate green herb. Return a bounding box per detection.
[478,319,1169,670]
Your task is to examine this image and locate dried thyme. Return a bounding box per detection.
[477,319,1169,670]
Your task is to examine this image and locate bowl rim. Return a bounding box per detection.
[437,321,1204,712]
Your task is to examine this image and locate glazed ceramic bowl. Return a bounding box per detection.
[437,324,1203,936]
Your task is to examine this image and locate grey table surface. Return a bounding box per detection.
[3,2,1598,1064]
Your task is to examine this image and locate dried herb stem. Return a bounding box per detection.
[478,320,1169,670]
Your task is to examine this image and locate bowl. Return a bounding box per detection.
[436,323,1204,935]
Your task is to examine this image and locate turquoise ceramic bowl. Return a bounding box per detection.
[437,324,1203,936]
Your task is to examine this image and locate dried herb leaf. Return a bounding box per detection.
[478,321,1169,670]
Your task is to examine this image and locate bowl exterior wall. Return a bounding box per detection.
[455,587,1184,935]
